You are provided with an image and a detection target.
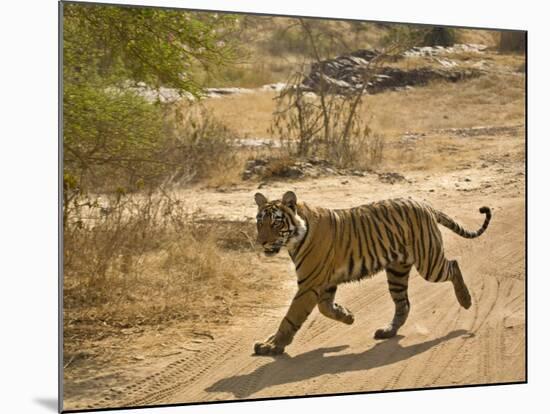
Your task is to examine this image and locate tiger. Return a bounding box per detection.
[253,191,491,356]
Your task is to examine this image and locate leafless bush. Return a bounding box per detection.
[270,84,385,168]
[63,191,256,341]
[269,19,391,169]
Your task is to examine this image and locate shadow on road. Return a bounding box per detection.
[206,329,471,398]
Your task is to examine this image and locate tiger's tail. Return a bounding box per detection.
[435,207,492,239]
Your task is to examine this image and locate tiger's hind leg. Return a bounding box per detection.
[318,286,355,325]
[419,254,472,310]
[450,260,472,309]
[374,263,412,339]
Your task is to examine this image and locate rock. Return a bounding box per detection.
[242,158,272,180]
[281,166,304,178]
[205,87,253,97]
[246,158,269,167]
[242,157,370,181]
[302,51,483,95]
[378,172,407,184]
[261,82,287,92]
[402,43,487,58]
[435,58,458,67]
[350,49,381,60]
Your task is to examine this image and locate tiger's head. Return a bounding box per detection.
[254,191,307,257]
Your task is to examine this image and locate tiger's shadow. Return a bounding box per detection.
[205,329,472,398]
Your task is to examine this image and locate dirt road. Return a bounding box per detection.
[66,150,524,410]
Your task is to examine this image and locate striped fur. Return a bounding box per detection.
[253,191,491,355]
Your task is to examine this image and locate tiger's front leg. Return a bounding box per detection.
[254,288,318,356]
[318,286,355,325]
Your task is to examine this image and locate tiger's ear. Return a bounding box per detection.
[282,191,297,211]
[254,192,268,207]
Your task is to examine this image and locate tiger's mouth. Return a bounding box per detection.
[263,246,281,256]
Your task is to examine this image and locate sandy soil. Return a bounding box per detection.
[63,126,525,410]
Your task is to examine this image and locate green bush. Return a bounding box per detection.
[63,82,165,194]
[421,27,456,47]
[62,3,242,226]
[382,24,456,48]
[267,27,309,56]
[265,21,352,59]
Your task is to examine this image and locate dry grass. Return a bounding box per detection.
[201,90,280,138]
[455,28,499,47]
[384,51,525,72]
[256,155,299,180]
[63,193,258,348]
[200,57,299,89]
[159,104,241,186]
[202,151,248,188]
[364,72,525,134]
[382,127,525,173]
[199,65,524,177]
[202,70,524,140]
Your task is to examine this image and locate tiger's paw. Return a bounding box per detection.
[374,326,397,339]
[340,311,355,325]
[334,304,355,325]
[254,341,285,356]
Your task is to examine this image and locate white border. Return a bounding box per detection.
[1,1,546,413]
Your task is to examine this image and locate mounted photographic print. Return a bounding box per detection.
[60,1,526,411]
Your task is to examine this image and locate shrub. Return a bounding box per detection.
[62,3,243,223]
[421,27,456,47]
[161,104,239,185]
[63,192,256,341]
[499,32,526,52]
[265,21,353,59]
[63,93,240,226]
[270,73,384,170]
[382,25,456,48]
[63,83,166,194]
[267,26,310,56]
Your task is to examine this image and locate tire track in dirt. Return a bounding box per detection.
[94,337,242,408]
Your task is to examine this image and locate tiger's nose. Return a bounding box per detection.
[255,236,266,246]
